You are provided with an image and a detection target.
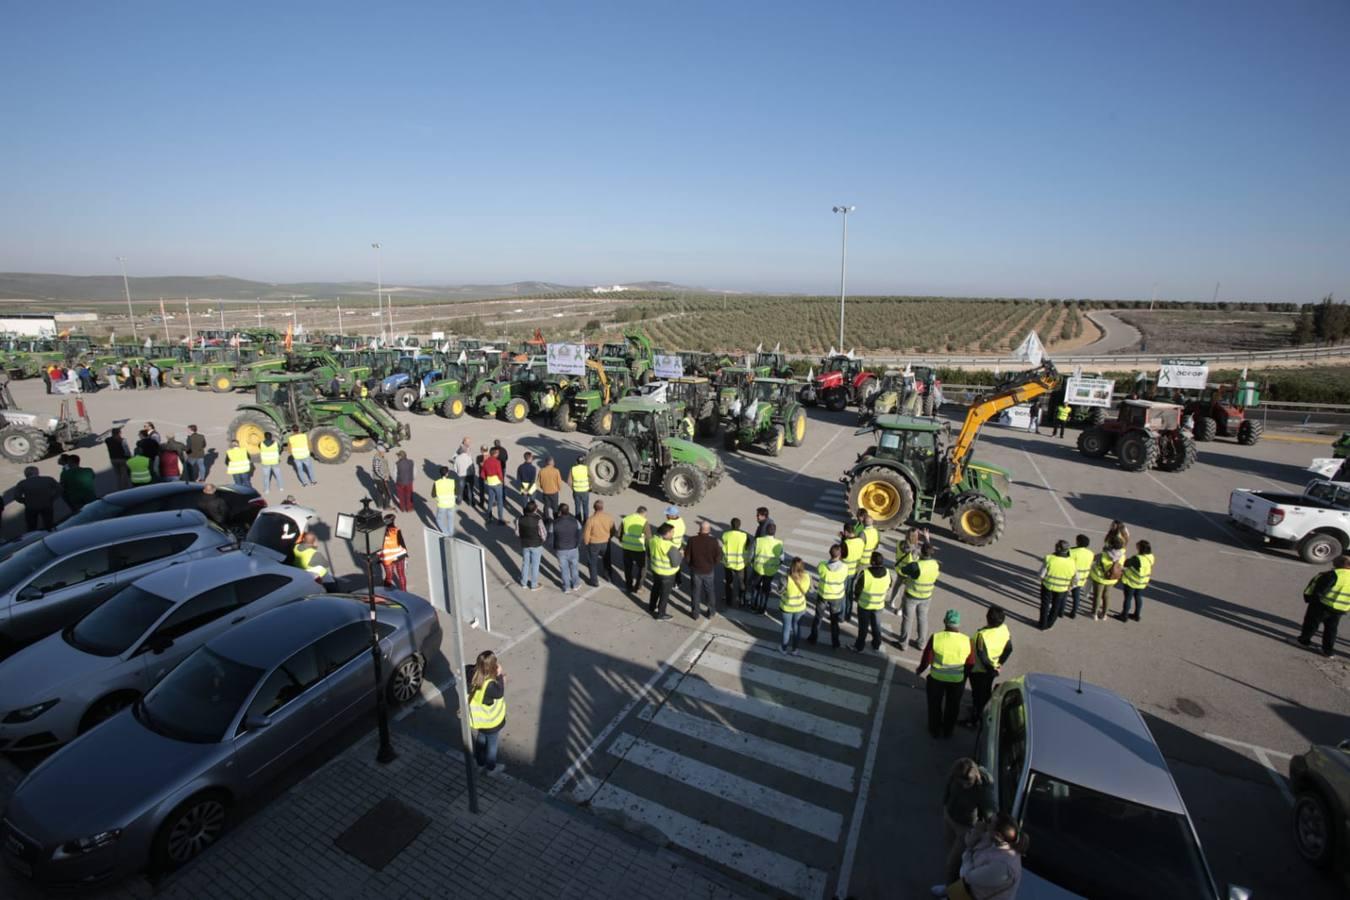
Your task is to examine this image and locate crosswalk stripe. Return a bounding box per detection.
[730,639,880,684]
[782,540,826,559]
[588,784,827,899]
[638,702,856,792]
[695,651,873,713]
[665,673,863,747]
[609,733,844,840]
[790,523,841,541]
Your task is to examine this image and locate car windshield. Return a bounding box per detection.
[0,541,58,593]
[1020,772,1215,900]
[54,497,127,531]
[67,586,175,657]
[138,648,262,743]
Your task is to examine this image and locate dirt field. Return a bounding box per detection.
[1113,308,1297,354]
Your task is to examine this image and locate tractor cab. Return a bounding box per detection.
[255,374,320,422]
[751,351,792,378]
[870,415,949,496]
[1113,399,1183,433]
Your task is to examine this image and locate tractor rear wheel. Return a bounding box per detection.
[438,396,466,419]
[587,407,614,435]
[799,386,817,407]
[1116,429,1158,472]
[350,437,374,454]
[858,379,879,407]
[765,425,785,457]
[500,398,529,423]
[229,412,275,456]
[950,494,1005,547]
[785,408,807,447]
[211,374,235,393]
[1077,428,1112,459]
[166,372,184,388]
[847,467,915,531]
[921,390,936,416]
[309,427,352,464]
[724,432,741,452]
[1193,416,1217,442]
[1158,432,1197,472]
[662,463,708,506]
[824,389,847,412]
[393,387,418,411]
[1086,407,1107,427]
[584,443,631,495]
[553,404,577,432]
[0,426,49,463]
[1238,419,1263,446]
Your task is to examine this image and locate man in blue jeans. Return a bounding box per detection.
[517,500,545,590]
[552,502,583,592]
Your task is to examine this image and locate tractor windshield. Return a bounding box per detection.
[752,381,779,402]
[616,413,652,440]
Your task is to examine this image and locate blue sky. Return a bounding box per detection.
[2,1,1346,301]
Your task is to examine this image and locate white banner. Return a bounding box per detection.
[1157,357,1209,390]
[546,342,586,376]
[1064,376,1114,408]
[1013,330,1044,366]
[653,354,684,378]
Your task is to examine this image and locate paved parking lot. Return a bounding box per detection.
[1,377,1346,898]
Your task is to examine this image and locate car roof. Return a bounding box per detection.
[44,509,213,556]
[874,414,943,432]
[98,482,200,506]
[1023,673,1185,814]
[208,595,372,668]
[130,549,301,597]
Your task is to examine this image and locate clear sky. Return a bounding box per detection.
[2,1,1346,301]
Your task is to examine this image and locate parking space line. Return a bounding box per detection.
[789,428,843,483]
[1021,450,1076,527]
[834,655,895,900]
[1203,732,1295,806]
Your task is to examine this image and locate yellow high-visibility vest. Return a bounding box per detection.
[721,530,748,570]
[931,631,972,682]
[861,525,879,555]
[843,536,865,576]
[226,446,251,474]
[667,517,686,544]
[1056,404,1071,422]
[468,679,506,730]
[259,440,281,466]
[620,514,648,552]
[906,559,940,599]
[752,536,782,576]
[973,624,1010,673]
[1089,551,1120,586]
[570,463,590,492]
[1042,554,1076,592]
[1315,568,1350,612]
[287,433,310,460]
[817,562,848,602]
[858,569,892,610]
[127,455,152,484]
[434,476,457,509]
[1069,547,1094,586]
[648,536,678,576]
[292,545,328,578]
[1121,553,1155,589]
[781,574,809,613]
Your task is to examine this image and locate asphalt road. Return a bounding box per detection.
[1085,310,1143,354]
[1,377,1346,899]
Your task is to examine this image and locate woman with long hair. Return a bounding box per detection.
[780,557,811,655]
[932,813,1028,900]
[939,758,994,882]
[467,650,507,773]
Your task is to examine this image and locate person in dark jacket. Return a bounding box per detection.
[196,482,229,527]
[515,451,538,518]
[106,427,132,491]
[517,500,545,590]
[394,450,416,513]
[686,520,722,619]
[13,466,61,530]
[552,503,583,592]
[185,425,208,482]
[58,454,97,512]
[136,429,161,478]
[754,506,775,538]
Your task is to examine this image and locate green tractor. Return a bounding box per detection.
[554,362,637,435]
[419,359,493,419]
[469,358,536,424]
[597,330,656,385]
[721,377,808,455]
[228,373,409,465]
[749,348,794,379]
[582,397,726,506]
[859,366,944,425]
[658,376,720,439]
[283,350,373,395]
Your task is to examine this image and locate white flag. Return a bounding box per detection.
[457,350,468,365]
[1013,331,1044,366]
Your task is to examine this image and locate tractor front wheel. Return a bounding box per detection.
[950,494,1005,547]
[500,398,529,423]
[587,407,614,435]
[211,375,235,393]
[1238,419,1263,446]
[1193,416,1217,442]
[438,396,466,419]
[824,389,847,412]
[166,372,184,388]
[393,387,418,411]
[229,412,276,456]
[350,437,374,454]
[553,404,577,432]
[785,408,807,447]
[0,426,49,463]
[1158,432,1197,473]
[1077,428,1112,459]
[1116,429,1158,472]
[584,443,632,495]
[799,386,817,407]
[847,467,915,531]
[662,463,708,506]
[765,425,785,457]
[309,427,352,464]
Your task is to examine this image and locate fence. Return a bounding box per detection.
[846,344,1350,368]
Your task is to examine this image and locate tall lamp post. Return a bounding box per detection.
[117,256,138,341]
[831,205,855,348]
[338,498,398,764]
[371,242,384,344]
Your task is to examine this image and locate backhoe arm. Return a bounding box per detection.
[948,362,1060,487]
[586,359,611,404]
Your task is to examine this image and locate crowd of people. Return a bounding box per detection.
[41,360,169,393]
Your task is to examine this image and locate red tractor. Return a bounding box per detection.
[1077,399,1197,473]
[1180,384,1263,445]
[798,352,877,411]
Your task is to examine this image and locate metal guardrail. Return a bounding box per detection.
[854,344,1350,367]
[939,382,1350,414]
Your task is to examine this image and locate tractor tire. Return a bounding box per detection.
[859,380,880,406]
[1238,419,1263,446]
[785,408,808,447]
[1086,407,1107,427]
[1193,416,1217,442]
[587,407,615,435]
[392,387,418,412]
[438,396,466,419]
[950,494,1006,547]
[500,398,529,423]
[0,426,49,463]
[1298,532,1344,566]
[1077,428,1113,459]
[553,404,577,433]
[765,425,785,457]
[166,372,184,388]
[824,389,848,412]
[350,437,374,454]
[724,432,741,452]
[662,463,708,506]
[583,443,631,495]
[799,386,817,407]
[184,379,198,391]
[921,391,936,416]
[1116,429,1158,472]
[229,412,276,456]
[847,466,915,531]
[1158,432,1197,473]
[211,374,235,393]
[309,427,352,465]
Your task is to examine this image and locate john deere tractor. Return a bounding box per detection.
[1076,400,1197,473]
[553,360,628,434]
[228,373,409,465]
[419,359,493,419]
[721,377,808,455]
[750,348,794,379]
[597,330,656,385]
[658,376,720,438]
[860,367,943,425]
[582,397,725,506]
[843,362,1060,546]
[470,358,539,424]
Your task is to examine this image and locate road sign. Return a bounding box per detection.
[1065,375,1114,408]
[653,354,684,379]
[546,342,586,376]
[1157,358,1209,390]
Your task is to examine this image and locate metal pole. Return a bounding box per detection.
[839,211,848,348]
[373,243,384,344]
[363,521,397,764]
[117,256,138,340]
[220,303,225,332]
[256,298,264,327]
[185,297,193,338]
[434,535,480,813]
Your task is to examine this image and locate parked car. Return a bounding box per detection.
[1229,479,1350,564]
[975,673,1246,900]
[0,550,315,753]
[243,500,318,558]
[1,591,437,886]
[0,511,236,657]
[1289,740,1350,891]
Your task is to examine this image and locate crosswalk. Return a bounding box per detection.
[566,622,892,899]
[777,483,901,567]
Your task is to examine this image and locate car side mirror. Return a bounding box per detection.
[16,586,43,602]
[242,714,271,731]
[146,634,173,655]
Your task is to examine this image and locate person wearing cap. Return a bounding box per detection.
[378,513,409,591]
[664,507,687,545]
[569,455,591,524]
[851,551,892,653]
[916,610,974,738]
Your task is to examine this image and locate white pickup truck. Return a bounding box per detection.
[1229,479,1350,563]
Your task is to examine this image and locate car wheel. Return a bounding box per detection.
[387,655,425,705]
[152,791,230,872]
[1294,789,1335,868]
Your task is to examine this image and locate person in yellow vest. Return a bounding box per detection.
[432,465,457,537]
[1117,539,1155,623]
[647,522,680,620]
[126,448,153,486]
[664,506,687,587]
[721,517,750,609]
[287,429,316,487]
[1053,401,1071,437]
[1066,534,1094,619]
[840,526,866,622]
[851,551,893,653]
[291,532,335,591]
[1038,539,1076,630]
[1298,554,1350,658]
[466,650,507,774]
[1088,542,1122,621]
[569,455,591,524]
[916,609,974,738]
[896,543,941,651]
[223,439,252,489]
[780,557,812,655]
[853,509,880,558]
[965,605,1013,727]
[620,506,651,594]
[749,523,783,613]
[258,431,284,495]
[378,513,408,591]
[810,543,848,648]
[890,526,930,610]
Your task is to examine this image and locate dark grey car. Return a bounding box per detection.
[0,510,237,656]
[1,592,437,887]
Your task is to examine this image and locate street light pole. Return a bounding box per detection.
[354,498,398,764]
[117,256,138,341]
[832,206,855,348]
[372,242,384,343]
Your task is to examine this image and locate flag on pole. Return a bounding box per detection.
[1013,330,1045,366]
[283,323,293,351]
[457,350,468,365]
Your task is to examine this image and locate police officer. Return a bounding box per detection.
[851,551,892,653]
[569,455,591,523]
[1298,555,1350,658]
[916,609,973,739]
[432,465,457,536]
[721,517,750,608]
[966,605,1012,727]
[620,505,651,593]
[1118,539,1155,622]
[1067,534,1094,619]
[1038,539,1076,630]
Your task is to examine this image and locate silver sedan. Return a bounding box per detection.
[0,591,437,887]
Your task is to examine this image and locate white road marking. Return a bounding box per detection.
[792,523,845,541]
[636,702,856,792]
[548,620,712,798]
[1022,450,1076,527]
[1203,732,1296,805]
[587,784,827,899]
[1146,473,1252,548]
[789,428,844,483]
[607,732,844,840]
[730,638,882,684]
[834,655,895,900]
[1216,548,1306,567]
[693,650,873,713]
[664,672,863,747]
